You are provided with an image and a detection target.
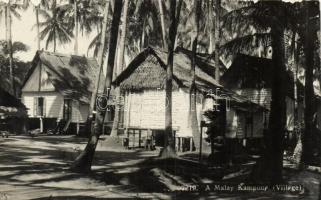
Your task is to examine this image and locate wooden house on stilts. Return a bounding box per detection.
[21,51,104,135]
[112,47,266,152]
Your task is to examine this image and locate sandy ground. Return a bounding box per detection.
[0,135,320,200]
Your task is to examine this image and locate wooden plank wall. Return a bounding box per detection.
[21,92,64,118]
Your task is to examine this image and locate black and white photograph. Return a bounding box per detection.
[0,0,320,199]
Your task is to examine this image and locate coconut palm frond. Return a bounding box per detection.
[220,33,271,55]
[38,8,51,20]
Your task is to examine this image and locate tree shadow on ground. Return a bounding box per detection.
[0,136,319,199]
[31,196,111,200]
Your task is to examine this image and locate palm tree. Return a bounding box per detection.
[110,0,129,137]
[133,0,168,49]
[23,0,51,50]
[157,0,167,49]
[88,0,109,119]
[0,40,29,93]
[188,0,202,152]
[301,1,319,165]
[38,3,73,52]
[214,0,220,82]
[0,1,23,96]
[59,0,102,55]
[86,0,108,57]
[71,0,123,173]
[222,1,295,183]
[160,0,183,158]
[279,1,319,166]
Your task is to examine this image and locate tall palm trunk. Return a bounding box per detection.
[160,0,183,158]
[4,6,7,41]
[158,0,167,50]
[263,25,286,184]
[189,0,202,151]
[53,31,56,52]
[36,5,40,50]
[74,0,78,55]
[141,19,146,49]
[208,0,214,53]
[71,0,123,173]
[301,2,316,165]
[7,4,15,96]
[292,32,302,164]
[251,4,286,184]
[214,0,220,82]
[319,0,321,169]
[89,0,110,118]
[110,0,129,137]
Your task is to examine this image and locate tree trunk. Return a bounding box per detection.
[214,0,220,82]
[319,0,321,169]
[4,6,7,41]
[158,0,167,50]
[160,0,183,158]
[36,5,40,50]
[74,0,78,55]
[88,0,110,117]
[54,32,56,52]
[301,2,316,165]
[251,5,286,184]
[110,0,129,137]
[71,0,123,173]
[208,0,214,53]
[141,19,146,49]
[263,26,286,184]
[7,4,15,96]
[189,0,202,151]
[292,32,302,165]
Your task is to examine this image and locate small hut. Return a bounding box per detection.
[21,51,104,134]
[0,87,27,134]
[113,47,265,151]
[221,53,298,141]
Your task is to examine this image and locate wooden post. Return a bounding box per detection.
[133,129,135,148]
[76,102,80,135]
[180,137,183,152]
[190,137,193,152]
[138,129,141,148]
[199,121,203,162]
[175,137,178,152]
[40,117,43,133]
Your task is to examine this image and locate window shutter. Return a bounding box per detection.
[34,97,38,117]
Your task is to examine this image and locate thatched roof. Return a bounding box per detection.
[113,47,266,111]
[23,51,104,104]
[113,47,222,91]
[221,53,294,98]
[0,87,27,117]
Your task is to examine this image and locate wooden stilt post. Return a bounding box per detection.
[133,129,135,148]
[139,129,141,148]
[190,137,193,152]
[199,121,203,162]
[40,117,43,133]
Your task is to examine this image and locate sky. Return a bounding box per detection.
[0,6,97,62]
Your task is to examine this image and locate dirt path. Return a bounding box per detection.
[0,135,320,200]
